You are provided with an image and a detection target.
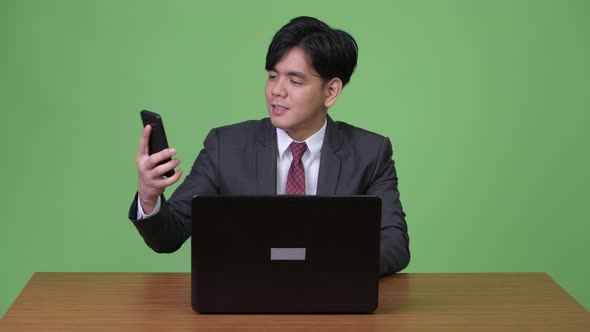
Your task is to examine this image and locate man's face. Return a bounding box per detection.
[265,47,329,141]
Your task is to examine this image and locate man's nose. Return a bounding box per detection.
[271,78,287,97]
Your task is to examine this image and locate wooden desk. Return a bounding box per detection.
[1,273,588,331]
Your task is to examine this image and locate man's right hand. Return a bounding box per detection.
[136,124,183,215]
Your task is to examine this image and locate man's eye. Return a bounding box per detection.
[291,80,302,85]
[268,74,276,80]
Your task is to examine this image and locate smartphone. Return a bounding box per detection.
[140,110,175,178]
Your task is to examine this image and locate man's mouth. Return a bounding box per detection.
[271,104,290,115]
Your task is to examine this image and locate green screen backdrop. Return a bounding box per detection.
[1,0,589,317]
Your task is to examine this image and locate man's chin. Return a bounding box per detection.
[269,116,289,130]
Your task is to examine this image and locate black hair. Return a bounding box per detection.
[265,16,358,87]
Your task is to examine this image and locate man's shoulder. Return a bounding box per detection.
[330,119,387,143]
[213,118,272,135]
[214,118,271,132]
[328,119,392,161]
[207,118,273,144]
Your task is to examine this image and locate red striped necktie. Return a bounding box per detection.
[285,141,307,195]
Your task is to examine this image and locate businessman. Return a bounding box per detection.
[129,16,410,275]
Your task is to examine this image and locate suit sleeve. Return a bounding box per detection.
[127,129,220,253]
[367,137,410,275]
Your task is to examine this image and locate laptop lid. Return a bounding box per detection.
[191,195,381,313]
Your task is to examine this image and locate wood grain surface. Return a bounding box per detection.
[1,272,588,331]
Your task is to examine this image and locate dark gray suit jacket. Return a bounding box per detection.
[129,117,410,275]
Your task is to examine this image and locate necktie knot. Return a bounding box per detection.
[289,141,307,161]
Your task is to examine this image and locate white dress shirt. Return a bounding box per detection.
[275,120,326,195]
[137,119,327,219]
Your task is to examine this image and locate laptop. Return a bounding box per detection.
[191,195,381,313]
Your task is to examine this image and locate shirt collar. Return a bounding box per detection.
[276,119,327,160]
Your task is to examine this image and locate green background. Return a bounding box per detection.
[1,0,588,317]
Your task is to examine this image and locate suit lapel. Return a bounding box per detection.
[256,119,278,195]
[317,116,343,195]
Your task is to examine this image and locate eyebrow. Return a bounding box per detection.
[269,68,308,80]
[286,71,307,79]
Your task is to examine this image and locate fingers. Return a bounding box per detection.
[153,158,182,177]
[136,124,183,200]
[137,160,183,202]
[146,148,177,169]
[138,124,152,157]
[162,168,183,187]
[141,165,183,196]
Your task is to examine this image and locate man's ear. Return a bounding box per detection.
[324,78,343,108]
